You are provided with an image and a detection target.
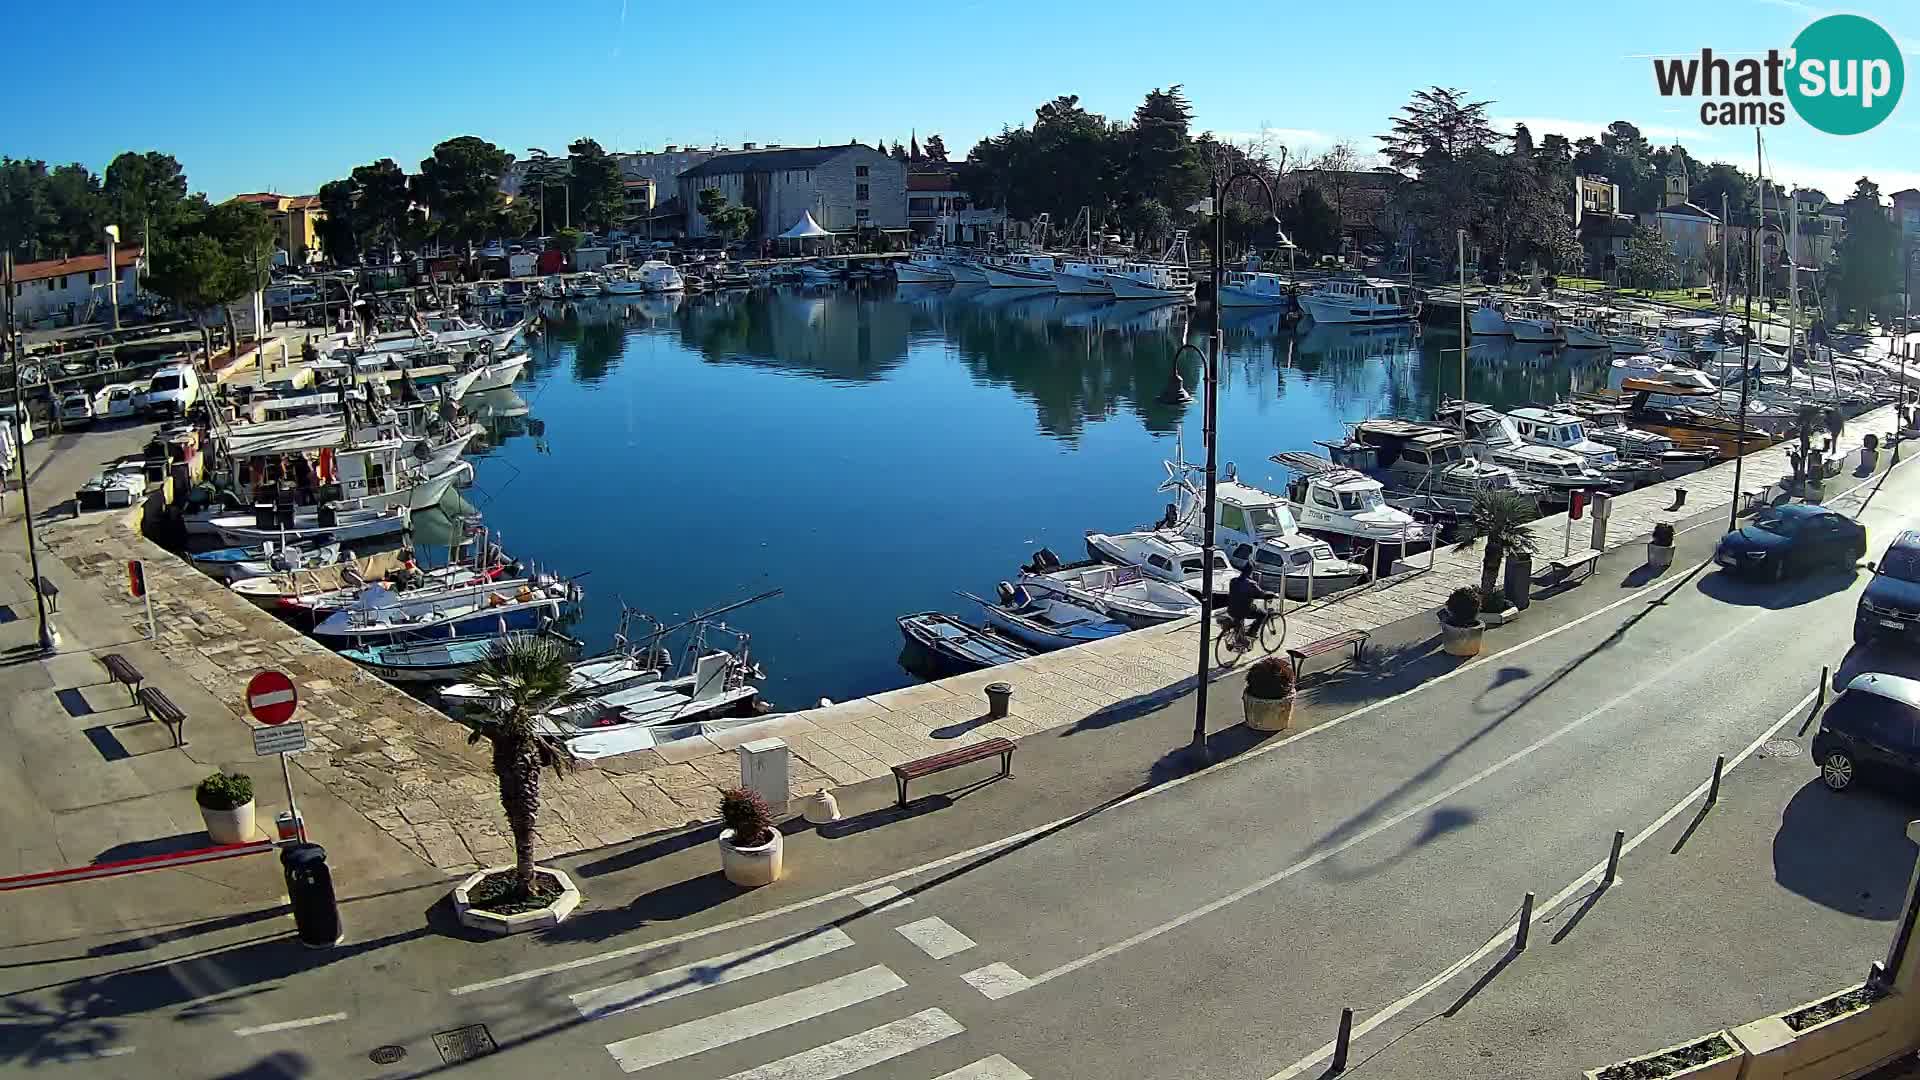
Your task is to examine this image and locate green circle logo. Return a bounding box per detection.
[1788,14,1904,135]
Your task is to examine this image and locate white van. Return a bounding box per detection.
[138,363,201,418]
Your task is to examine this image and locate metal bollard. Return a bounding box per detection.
[1306,559,1315,604]
[1668,487,1688,512]
[1330,1007,1354,1073]
[1515,892,1534,951]
[1707,754,1725,806]
[1603,830,1625,887]
[1802,667,1830,736]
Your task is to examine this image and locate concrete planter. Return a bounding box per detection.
[200,800,257,845]
[1242,691,1295,732]
[452,866,582,936]
[1730,985,1910,1080]
[1583,1031,1741,1080]
[720,827,784,887]
[1439,618,1484,657]
[1647,543,1675,571]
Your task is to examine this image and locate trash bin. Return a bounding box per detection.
[280,842,342,948]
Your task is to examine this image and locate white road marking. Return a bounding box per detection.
[1265,686,1821,1080]
[232,1012,348,1037]
[1019,611,1767,992]
[571,929,855,1019]
[854,885,911,909]
[716,1008,962,1080]
[451,550,1715,999]
[935,1056,1034,1080]
[894,916,976,960]
[604,965,905,1073]
[960,962,1032,1000]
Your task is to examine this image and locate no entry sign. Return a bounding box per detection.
[245,670,298,725]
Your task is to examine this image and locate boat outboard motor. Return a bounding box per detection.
[1158,503,1179,530]
[996,581,1017,605]
[1036,547,1060,570]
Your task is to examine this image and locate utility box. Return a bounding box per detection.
[507,253,536,278]
[739,737,790,810]
[1589,491,1613,549]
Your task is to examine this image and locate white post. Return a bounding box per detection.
[280,750,305,843]
[1563,511,1574,558]
[143,583,155,641]
[1306,557,1315,604]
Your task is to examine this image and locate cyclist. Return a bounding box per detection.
[1226,561,1277,645]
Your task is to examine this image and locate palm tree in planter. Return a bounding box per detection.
[1453,489,1540,602]
[1790,404,1820,492]
[453,635,590,925]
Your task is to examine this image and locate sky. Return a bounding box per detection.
[8,0,1916,203]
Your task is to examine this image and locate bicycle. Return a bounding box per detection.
[1214,598,1285,668]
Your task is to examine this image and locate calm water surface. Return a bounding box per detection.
[437,284,1613,708]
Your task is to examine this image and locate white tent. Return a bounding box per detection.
[778,212,833,240]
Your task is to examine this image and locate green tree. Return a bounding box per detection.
[1285,184,1340,255]
[1378,86,1501,256]
[142,232,232,358]
[103,151,189,251]
[1690,161,1754,223]
[550,227,582,255]
[315,179,359,264]
[697,188,755,240]
[1832,177,1897,326]
[0,158,52,258]
[522,151,571,233]
[411,136,513,249]
[566,137,624,230]
[41,163,106,259]
[1622,223,1679,293]
[923,133,948,164]
[456,635,588,895]
[350,158,412,258]
[1123,85,1204,219]
[1453,489,1539,596]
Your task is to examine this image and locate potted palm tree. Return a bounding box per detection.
[197,772,256,844]
[1440,586,1484,657]
[1242,655,1297,732]
[719,787,783,887]
[1648,521,1676,570]
[1454,490,1539,610]
[449,635,588,935]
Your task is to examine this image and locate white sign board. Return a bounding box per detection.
[252,722,309,756]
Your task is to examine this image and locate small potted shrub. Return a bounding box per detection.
[1862,432,1880,471]
[1439,586,1484,657]
[1478,585,1516,626]
[196,771,256,844]
[1648,521,1676,571]
[1242,655,1297,732]
[718,787,783,887]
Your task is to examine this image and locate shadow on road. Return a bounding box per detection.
[1773,781,1916,921]
[1695,565,1859,609]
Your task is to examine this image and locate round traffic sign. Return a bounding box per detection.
[245,670,299,725]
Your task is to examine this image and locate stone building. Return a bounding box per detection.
[676,144,906,240]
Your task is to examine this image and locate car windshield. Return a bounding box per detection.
[1753,511,1800,536]
[149,375,182,391]
[1882,547,1920,583]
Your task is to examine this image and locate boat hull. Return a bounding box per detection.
[1469,306,1510,336]
[463,356,528,394]
[981,605,1126,651]
[1108,276,1194,301]
[983,265,1055,289]
[945,260,988,284]
[894,262,953,284]
[1299,296,1413,324]
[898,612,1033,673]
[1052,271,1112,296]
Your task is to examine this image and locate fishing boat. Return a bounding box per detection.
[207,504,411,546]
[940,254,988,284]
[364,314,523,355]
[1297,278,1417,324]
[1271,453,1438,548]
[542,650,764,755]
[895,252,954,284]
[447,351,530,397]
[1053,255,1124,296]
[982,252,1059,289]
[1107,257,1195,302]
[897,612,1035,674]
[235,559,496,612]
[973,586,1131,651]
[1217,270,1294,309]
[311,577,576,647]
[340,630,583,684]
[1554,304,1610,349]
[1469,297,1511,336]
[1503,301,1562,343]
[193,540,342,583]
[1084,529,1234,598]
[1015,549,1199,628]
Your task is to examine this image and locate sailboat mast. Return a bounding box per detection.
[1457,227,1467,433]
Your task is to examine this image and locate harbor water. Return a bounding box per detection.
[422,284,1616,708]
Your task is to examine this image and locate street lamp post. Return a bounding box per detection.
[2,253,58,653]
[1188,166,1286,765]
[104,224,121,330]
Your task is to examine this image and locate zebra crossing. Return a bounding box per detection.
[544,908,1032,1079]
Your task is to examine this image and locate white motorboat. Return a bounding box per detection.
[1053,255,1123,296]
[1298,278,1417,324]
[193,540,342,583]
[1503,301,1562,343]
[1016,549,1200,628]
[441,649,662,709]
[982,252,1059,289]
[895,253,954,284]
[1554,305,1609,349]
[540,275,567,299]
[1085,528,1233,598]
[603,265,647,295]
[636,260,685,292]
[941,254,988,284]
[1271,453,1435,548]
[564,273,603,298]
[208,504,410,546]
[1107,234,1196,301]
[541,652,762,746]
[1218,270,1293,308]
[977,587,1131,651]
[1505,406,1646,478]
[1563,401,1719,477]
[312,577,575,646]
[448,352,529,397]
[1198,478,1370,598]
[796,261,842,284]
[1435,401,1620,497]
[1469,297,1510,336]
[234,561,500,613]
[365,315,523,356]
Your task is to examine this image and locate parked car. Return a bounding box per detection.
[1813,672,1920,794]
[56,389,95,426]
[136,363,201,418]
[94,383,139,421]
[1856,531,1920,645]
[1714,504,1866,581]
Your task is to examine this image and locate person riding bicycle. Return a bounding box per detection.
[1227,561,1277,642]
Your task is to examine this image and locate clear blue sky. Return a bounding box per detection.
[9,0,1915,202]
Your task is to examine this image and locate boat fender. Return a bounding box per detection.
[996,581,1017,604]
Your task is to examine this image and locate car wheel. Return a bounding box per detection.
[1820,749,1856,792]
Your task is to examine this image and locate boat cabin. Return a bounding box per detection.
[215,416,416,508]
[1507,407,1620,464]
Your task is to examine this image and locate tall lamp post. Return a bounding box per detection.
[1185,165,1286,765]
[2,253,59,653]
[104,224,121,330]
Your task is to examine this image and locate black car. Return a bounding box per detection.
[1714,504,1866,581]
[1812,672,1920,794]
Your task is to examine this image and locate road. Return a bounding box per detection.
[4,458,1918,1080]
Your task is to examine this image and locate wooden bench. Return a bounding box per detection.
[1287,629,1371,676]
[135,686,187,748]
[99,653,144,704]
[893,737,1015,806]
[34,575,58,613]
[1548,549,1602,582]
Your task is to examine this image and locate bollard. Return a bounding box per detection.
[1306,559,1315,604]
[1371,542,1381,583]
[1818,665,1829,710]
[1707,754,1725,806]
[1330,1007,1354,1073]
[1668,487,1688,512]
[1515,892,1534,951]
[985,681,1013,719]
[1603,830,1624,887]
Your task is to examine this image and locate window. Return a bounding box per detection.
[1255,547,1290,568]
[1404,450,1429,466]
[1220,505,1248,533]
[1312,487,1340,509]
[856,183,869,201]
[855,165,869,178]
[1148,554,1173,572]
[1246,505,1289,535]
[1826,691,1920,751]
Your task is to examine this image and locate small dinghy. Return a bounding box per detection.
[440,649,666,710]
[897,611,1036,674]
[340,630,581,683]
[194,539,342,582]
[1016,548,1199,628]
[969,586,1131,652]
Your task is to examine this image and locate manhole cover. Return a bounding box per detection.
[1762,739,1803,759]
[369,1045,406,1065]
[433,1024,497,1064]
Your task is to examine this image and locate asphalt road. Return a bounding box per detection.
[6,458,1919,1080]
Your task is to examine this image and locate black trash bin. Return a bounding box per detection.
[280,843,342,947]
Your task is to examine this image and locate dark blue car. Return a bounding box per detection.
[1714,504,1866,582]
[1857,531,1920,645]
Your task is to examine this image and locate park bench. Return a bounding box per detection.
[99,653,144,704]
[1548,549,1602,583]
[1287,629,1371,677]
[134,686,187,748]
[892,737,1015,807]
[34,575,58,612]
